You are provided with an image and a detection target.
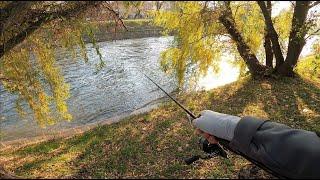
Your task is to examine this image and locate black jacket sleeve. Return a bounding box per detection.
[229,116,320,179]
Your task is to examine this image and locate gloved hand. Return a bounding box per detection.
[193,110,241,141]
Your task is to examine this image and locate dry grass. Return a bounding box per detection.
[1,74,319,178]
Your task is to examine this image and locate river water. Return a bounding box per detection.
[5,34,317,143]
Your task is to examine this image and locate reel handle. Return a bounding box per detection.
[193,114,231,151]
[215,138,230,150]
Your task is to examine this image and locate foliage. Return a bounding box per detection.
[153,2,266,85]
[0,13,105,127]
[153,2,224,86]
[315,42,320,59]
[296,42,320,80]
[296,55,320,79]
[153,1,320,84]
[273,7,294,52]
[232,2,265,55]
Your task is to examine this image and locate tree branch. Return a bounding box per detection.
[0,2,36,43]
[305,28,320,40]
[0,2,102,59]
[103,3,127,31]
[310,1,320,8]
[0,15,48,58]
[0,1,34,25]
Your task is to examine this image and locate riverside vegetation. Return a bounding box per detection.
[0,56,319,178]
[1,1,319,178]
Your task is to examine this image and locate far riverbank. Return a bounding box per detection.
[83,19,166,42]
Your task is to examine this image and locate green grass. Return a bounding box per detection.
[1,73,319,178]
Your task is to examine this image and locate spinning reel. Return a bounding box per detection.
[184,136,228,165]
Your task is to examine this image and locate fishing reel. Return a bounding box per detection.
[184,136,228,165]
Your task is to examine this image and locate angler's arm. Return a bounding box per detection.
[193,111,320,179]
[229,116,320,179]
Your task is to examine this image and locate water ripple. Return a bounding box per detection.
[0,36,176,141]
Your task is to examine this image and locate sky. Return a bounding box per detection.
[272,1,291,17]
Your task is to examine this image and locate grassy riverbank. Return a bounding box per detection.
[1,61,319,178]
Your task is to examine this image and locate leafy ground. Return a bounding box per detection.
[0,70,319,178]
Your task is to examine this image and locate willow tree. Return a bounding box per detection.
[154,1,320,85]
[0,1,125,127]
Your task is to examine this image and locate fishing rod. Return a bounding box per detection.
[143,73,285,178]
[143,73,228,163]
[143,73,197,119]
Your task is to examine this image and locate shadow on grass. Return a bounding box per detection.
[68,116,197,179]
[206,76,320,178]
[209,76,320,131]
[7,113,200,178]
[3,76,319,178]
[11,125,112,178]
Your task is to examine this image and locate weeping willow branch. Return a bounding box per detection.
[0,1,102,59]
[103,3,128,31]
[0,1,124,126]
[305,28,320,40]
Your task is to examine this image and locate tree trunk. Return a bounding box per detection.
[0,15,48,59]
[257,1,285,69]
[264,1,273,68]
[0,2,34,34]
[277,1,311,76]
[219,3,267,76]
[265,34,273,68]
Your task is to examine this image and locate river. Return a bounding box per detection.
[1,35,314,143]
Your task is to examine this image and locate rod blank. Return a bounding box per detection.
[143,73,197,119]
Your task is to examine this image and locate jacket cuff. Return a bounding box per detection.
[229,116,268,154]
